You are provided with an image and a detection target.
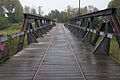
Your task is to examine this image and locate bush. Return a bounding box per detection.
[0,17,9,30]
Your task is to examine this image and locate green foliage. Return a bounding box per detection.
[92,17,101,29]
[0,17,9,30]
[0,0,5,17]
[0,12,4,17]
[0,23,22,34]
[108,0,120,8]
[2,0,16,24]
[64,16,70,21]
[45,5,99,23]
[14,0,23,23]
[108,0,120,19]
[1,0,23,24]
[46,9,71,23]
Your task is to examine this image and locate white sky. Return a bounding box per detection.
[19,0,112,15]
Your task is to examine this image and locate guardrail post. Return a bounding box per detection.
[76,19,85,38]
[93,21,112,55]
[27,20,38,45]
[92,23,106,46]
[40,19,44,35]
[82,17,94,43]
[16,33,25,53]
[35,19,43,37]
[43,20,47,34]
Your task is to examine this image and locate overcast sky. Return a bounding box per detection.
[19,0,112,15]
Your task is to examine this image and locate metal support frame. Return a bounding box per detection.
[0,13,56,63]
[82,17,94,43]
[93,21,112,55]
[64,8,120,56]
[22,14,55,45]
[26,20,38,45]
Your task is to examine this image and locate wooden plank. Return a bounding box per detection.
[0,24,120,80]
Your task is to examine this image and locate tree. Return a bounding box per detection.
[31,7,36,15]
[66,5,75,17]
[45,9,71,23]
[80,5,98,15]
[108,0,120,8]
[38,6,41,16]
[67,5,72,15]
[2,0,23,24]
[108,0,120,19]
[24,6,30,14]
[0,17,9,29]
[81,6,87,14]
[0,0,9,30]
[66,5,98,16]
[14,0,23,23]
[46,9,61,22]
[38,6,43,16]
[0,0,5,17]
[2,0,15,24]
[45,5,98,23]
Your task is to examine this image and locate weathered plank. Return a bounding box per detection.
[0,24,119,80]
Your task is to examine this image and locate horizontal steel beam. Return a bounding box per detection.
[71,8,117,20]
[24,13,51,21]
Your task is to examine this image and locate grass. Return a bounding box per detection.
[92,34,120,63]
[0,23,22,35]
[110,37,120,63]
[92,33,103,45]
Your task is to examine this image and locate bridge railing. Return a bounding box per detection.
[64,8,120,63]
[0,14,56,63]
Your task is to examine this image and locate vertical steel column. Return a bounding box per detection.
[82,17,94,43]
[27,19,38,45]
[93,20,112,55]
[35,19,43,37]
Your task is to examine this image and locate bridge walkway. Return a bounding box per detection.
[0,24,120,80]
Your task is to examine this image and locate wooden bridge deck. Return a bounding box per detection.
[0,24,120,80]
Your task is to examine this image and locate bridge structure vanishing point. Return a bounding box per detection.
[0,8,120,80]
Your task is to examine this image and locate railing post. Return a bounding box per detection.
[76,18,85,37]
[82,17,94,43]
[27,19,38,45]
[93,20,112,55]
[35,19,43,37]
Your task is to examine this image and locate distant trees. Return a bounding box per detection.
[45,10,60,21]
[38,6,43,16]
[45,9,69,22]
[24,6,36,15]
[31,8,36,15]
[45,5,98,23]
[65,5,98,17]
[108,0,120,19]
[24,6,43,16]
[24,6,30,14]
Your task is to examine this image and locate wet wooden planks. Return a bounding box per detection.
[0,24,119,80]
[35,26,83,80]
[63,24,120,80]
[0,26,57,80]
